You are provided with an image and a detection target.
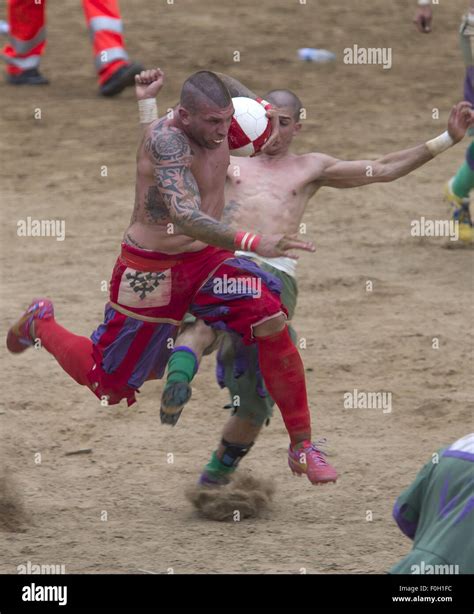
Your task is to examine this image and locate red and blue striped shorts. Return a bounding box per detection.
[87,243,286,405]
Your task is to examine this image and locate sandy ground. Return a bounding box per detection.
[0,0,472,574]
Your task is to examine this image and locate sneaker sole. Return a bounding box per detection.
[160,382,192,426]
[6,329,31,353]
[290,469,337,484]
[289,459,337,484]
[6,298,53,354]
[100,63,143,97]
[161,381,192,412]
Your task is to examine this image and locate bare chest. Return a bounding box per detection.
[228,159,313,211]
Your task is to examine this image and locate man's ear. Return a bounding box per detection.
[293,122,302,135]
[178,106,191,125]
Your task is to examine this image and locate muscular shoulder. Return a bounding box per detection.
[299,152,337,184]
[144,121,193,166]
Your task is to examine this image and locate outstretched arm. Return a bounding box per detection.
[314,102,474,189]
[314,145,432,189]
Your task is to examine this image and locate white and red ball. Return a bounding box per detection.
[228,96,272,156]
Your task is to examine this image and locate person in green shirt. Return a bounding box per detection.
[391,433,474,574]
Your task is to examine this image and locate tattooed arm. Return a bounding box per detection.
[221,199,242,226]
[147,125,316,257]
[147,126,237,250]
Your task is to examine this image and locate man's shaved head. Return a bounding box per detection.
[265,89,303,122]
[180,71,232,113]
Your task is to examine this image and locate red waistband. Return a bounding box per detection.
[120,242,218,272]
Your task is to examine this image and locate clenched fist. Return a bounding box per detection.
[135,67,165,101]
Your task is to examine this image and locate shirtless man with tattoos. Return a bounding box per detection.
[7,68,341,485]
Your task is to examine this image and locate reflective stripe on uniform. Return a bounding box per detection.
[95,47,129,69]
[89,16,123,34]
[8,26,46,54]
[2,54,40,69]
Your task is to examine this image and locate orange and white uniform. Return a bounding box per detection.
[2,0,131,85]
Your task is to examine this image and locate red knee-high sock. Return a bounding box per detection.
[35,319,94,387]
[256,326,311,445]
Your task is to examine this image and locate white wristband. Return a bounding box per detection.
[138,99,158,124]
[425,131,454,157]
[417,0,430,6]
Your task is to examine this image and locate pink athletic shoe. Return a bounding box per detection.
[288,440,338,484]
[6,298,54,353]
